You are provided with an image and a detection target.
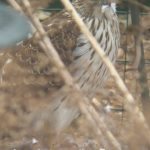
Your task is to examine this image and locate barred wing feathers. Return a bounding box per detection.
[3,12,81,89]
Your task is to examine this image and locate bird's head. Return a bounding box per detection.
[72,0,117,18]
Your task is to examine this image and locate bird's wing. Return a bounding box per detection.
[1,11,81,89]
[17,11,80,68]
[43,11,80,65]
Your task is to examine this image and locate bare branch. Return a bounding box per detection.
[7,0,23,11]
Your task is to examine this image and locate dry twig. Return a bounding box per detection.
[7,0,23,11]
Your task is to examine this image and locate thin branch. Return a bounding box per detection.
[7,0,23,11]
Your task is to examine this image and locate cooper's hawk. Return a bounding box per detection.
[2,0,120,132]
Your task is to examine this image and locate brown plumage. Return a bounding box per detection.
[1,0,120,132]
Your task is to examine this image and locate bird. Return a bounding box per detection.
[1,0,120,133]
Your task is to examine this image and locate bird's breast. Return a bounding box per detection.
[71,15,119,97]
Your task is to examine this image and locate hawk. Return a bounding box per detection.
[2,0,120,132]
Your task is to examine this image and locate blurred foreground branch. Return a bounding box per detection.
[7,0,22,11]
